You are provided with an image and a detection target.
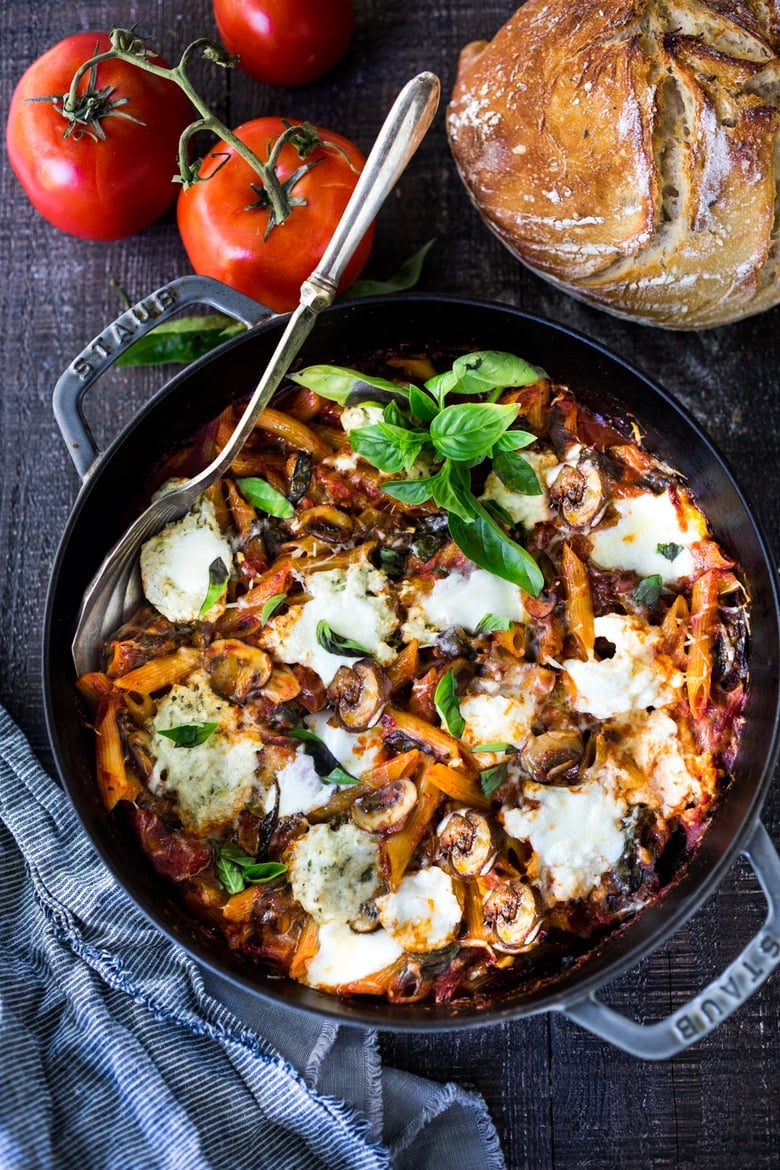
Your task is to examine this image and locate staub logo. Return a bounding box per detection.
[674,930,780,1041]
[70,286,179,380]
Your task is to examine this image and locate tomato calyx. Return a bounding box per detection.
[243,121,358,238]
[28,51,145,142]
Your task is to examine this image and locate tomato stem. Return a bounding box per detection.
[60,27,297,228]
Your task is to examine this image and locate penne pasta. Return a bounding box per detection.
[380,773,441,890]
[561,542,595,659]
[687,569,719,720]
[115,647,201,694]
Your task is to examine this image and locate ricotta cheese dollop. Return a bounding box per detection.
[562,612,683,720]
[262,561,398,685]
[377,866,462,952]
[150,671,262,835]
[140,494,234,623]
[502,781,628,904]
[288,822,381,925]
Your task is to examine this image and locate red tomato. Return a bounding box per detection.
[6,33,193,241]
[213,0,354,87]
[177,117,374,313]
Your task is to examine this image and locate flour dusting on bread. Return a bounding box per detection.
[447,0,780,328]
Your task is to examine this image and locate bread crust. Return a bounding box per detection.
[447,0,780,328]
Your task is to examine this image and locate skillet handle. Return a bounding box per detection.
[561,820,780,1060]
[52,275,273,482]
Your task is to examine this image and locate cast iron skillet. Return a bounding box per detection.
[44,278,780,1058]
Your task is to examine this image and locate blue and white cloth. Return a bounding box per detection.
[0,705,506,1169]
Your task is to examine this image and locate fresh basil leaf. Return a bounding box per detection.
[199,557,230,618]
[158,721,218,747]
[474,613,513,634]
[381,478,436,506]
[480,760,510,797]
[116,314,246,368]
[657,542,684,561]
[428,461,480,522]
[316,619,371,657]
[260,592,287,624]
[378,422,430,474]
[430,402,519,462]
[348,425,406,474]
[346,238,436,298]
[425,368,461,409]
[493,429,536,452]
[322,765,360,786]
[481,498,515,528]
[409,383,440,423]
[426,351,545,402]
[237,476,295,519]
[434,669,465,738]
[288,365,405,406]
[493,449,542,495]
[288,727,358,784]
[633,574,664,607]
[448,508,544,596]
[383,398,412,429]
[472,742,513,753]
[242,860,288,882]
[216,855,245,894]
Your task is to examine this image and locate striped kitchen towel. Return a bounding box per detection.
[0,704,506,1170]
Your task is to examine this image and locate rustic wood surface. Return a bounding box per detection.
[1,2,778,1167]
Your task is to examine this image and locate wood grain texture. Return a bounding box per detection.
[1,3,778,1167]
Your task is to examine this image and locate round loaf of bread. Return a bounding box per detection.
[447,0,780,329]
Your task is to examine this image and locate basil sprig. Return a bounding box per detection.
[216,844,287,895]
[315,620,371,658]
[199,557,229,618]
[288,727,359,785]
[434,669,466,739]
[293,350,546,594]
[158,721,218,747]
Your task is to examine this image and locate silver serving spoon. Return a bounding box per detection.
[71,72,440,676]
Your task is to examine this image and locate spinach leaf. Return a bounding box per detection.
[633,574,664,607]
[288,728,359,784]
[657,542,684,561]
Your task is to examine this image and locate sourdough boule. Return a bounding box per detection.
[447,0,780,329]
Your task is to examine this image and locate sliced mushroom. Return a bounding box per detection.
[352,778,418,832]
[297,505,353,544]
[482,880,542,952]
[550,460,604,528]
[521,729,584,784]
[350,900,381,934]
[327,659,391,730]
[206,638,273,704]
[437,809,496,877]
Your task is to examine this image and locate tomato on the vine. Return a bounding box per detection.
[6,33,192,241]
[213,0,354,87]
[177,117,374,313]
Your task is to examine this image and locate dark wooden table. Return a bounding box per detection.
[2,2,778,1167]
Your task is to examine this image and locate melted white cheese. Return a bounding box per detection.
[614,709,702,817]
[150,671,261,834]
[377,866,462,952]
[502,781,627,904]
[269,747,341,817]
[562,612,683,720]
[262,561,397,685]
[401,568,527,645]
[140,494,233,623]
[459,690,538,750]
[304,922,402,989]
[480,448,560,529]
[288,822,380,925]
[589,491,707,582]
[303,711,385,778]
